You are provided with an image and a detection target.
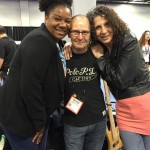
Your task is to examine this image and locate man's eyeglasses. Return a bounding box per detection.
[70,30,90,37]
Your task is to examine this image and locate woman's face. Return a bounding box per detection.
[145,31,150,41]
[93,15,113,49]
[45,5,72,41]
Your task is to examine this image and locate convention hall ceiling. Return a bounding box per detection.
[97,0,150,5]
[0,0,149,5]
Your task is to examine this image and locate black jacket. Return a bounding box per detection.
[0,24,65,137]
[97,31,150,100]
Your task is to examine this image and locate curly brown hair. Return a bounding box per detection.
[87,5,129,46]
[38,0,72,16]
[139,30,150,47]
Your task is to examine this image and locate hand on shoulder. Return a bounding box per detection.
[63,42,72,60]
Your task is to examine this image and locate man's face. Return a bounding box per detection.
[93,16,113,49]
[69,16,90,53]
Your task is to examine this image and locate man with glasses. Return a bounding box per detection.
[63,15,107,150]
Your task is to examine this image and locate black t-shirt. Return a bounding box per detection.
[64,49,106,127]
[0,37,16,76]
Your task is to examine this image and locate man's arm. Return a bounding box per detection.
[0,58,4,79]
[0,58,4,69]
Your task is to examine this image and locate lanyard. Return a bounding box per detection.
[72,83,86,102]
[57,43,66,75]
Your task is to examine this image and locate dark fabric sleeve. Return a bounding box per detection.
[97,35,141,90]
[0,42,5,59]
[20,33,55,132]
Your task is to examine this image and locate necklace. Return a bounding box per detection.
[144,45,150,55]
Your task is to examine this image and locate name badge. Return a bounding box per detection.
[65,96,84,115]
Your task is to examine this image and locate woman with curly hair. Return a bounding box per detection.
[0,0,72,149]
[139,30,150,66]
[88,5,150,150]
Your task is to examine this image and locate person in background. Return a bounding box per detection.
[64,15,107,150]
[0,0,72,150]
[64,5,150,150]
[139,30,150,66]
[87,5,150,150]
[0,25,16,83]
[0,25,16,150]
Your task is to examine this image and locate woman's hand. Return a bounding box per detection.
[91,44,104,59]
[32,128,44,144]
[63,42,72,60]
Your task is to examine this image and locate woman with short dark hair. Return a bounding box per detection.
[0,0,72,149]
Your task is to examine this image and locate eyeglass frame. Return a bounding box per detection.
[69,30,91,37]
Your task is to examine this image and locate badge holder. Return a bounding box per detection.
[65,95,84,115]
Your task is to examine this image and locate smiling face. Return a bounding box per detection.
[45,5,72,41]
[69,16,91,54]
[93,15,113,50]
[145,31,150,41]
